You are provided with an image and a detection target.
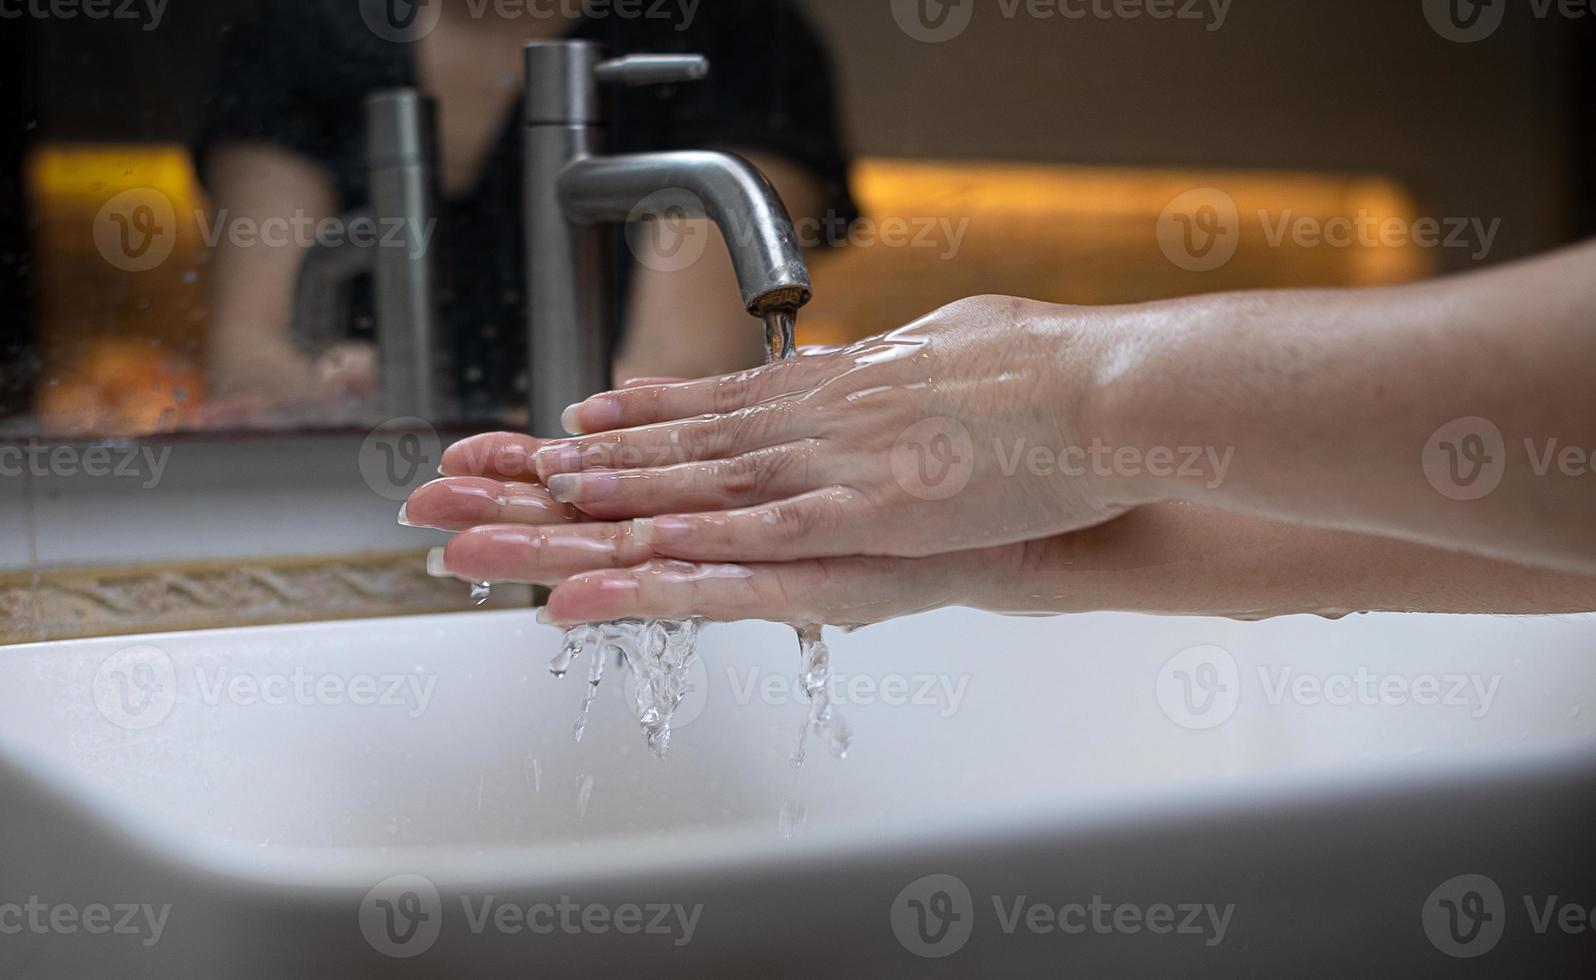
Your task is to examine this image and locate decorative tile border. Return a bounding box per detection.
[0,552,532,645]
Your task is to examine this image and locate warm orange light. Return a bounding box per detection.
[26,143,212,435]
[803,159,1433,345]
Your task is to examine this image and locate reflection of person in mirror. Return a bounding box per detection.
[193,0,855,425]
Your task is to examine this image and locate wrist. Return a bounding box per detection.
[1069,299,1207,509]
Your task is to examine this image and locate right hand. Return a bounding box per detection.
[525,296,1142,562]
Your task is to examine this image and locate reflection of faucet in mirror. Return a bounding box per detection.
[292,89,447,421]
[522,42,813,436]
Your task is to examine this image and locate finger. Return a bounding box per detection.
[560,356,829,436]
[542,553,979,627]
[532,401,806,480]
[543,441,825,519]
[436,522,654,585]
[629,487,875,562]
[401,478,580,531]
[440,432,547,481]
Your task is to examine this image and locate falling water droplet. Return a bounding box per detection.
[778,799,807,840]
[470,582,492,605]
[790,624,849,769]
[571,641,608,743]
[575,774,594,817]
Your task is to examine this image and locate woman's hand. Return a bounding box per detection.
[525,295,1141,562]
[404,491,1596,625]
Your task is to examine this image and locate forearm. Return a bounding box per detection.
[983,506,1596,619]
[1089,241,1596,574]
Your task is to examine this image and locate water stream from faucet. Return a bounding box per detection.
[543,308,849,781]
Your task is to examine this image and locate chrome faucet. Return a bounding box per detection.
[522,41,813,436]
[293,89,446,420]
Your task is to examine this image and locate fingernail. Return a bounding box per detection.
[561,396,620,436]
[547,471,617,504]
[632,517,654,545]
[398,502,418,528]
[534,444,582,482]
[536,607,557,627]
[425,547,451,578]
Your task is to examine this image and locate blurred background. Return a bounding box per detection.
[1,0,1592,439]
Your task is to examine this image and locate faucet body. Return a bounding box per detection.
[523,42,812,436]
[293,90,446,419]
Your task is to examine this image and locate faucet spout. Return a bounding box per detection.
[559,151,812,316]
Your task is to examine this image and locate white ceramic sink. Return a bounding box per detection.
[3,608,1594,977]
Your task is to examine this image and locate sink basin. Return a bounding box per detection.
[3,608,1594,977]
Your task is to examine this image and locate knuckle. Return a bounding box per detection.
[710,377,749,416]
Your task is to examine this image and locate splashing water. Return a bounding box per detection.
[790,624,851,768]
[551,619,703,759]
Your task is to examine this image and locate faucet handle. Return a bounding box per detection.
[593,55,710,87]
